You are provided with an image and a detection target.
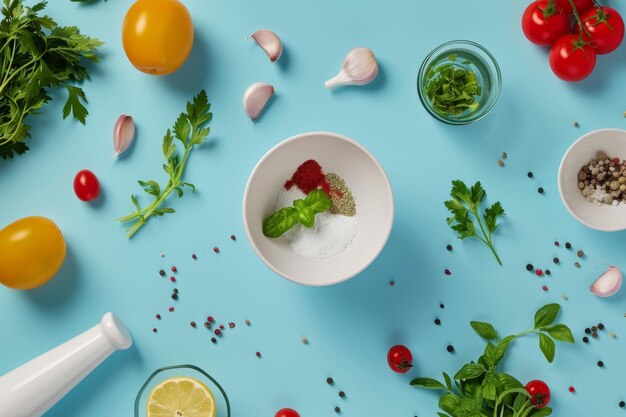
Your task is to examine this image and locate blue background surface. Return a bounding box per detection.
[1,0,626,416]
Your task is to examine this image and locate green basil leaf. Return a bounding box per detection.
[410,378,447,390]
[297,206,316,228]
[531,407,553,417]
[482,381,497,401]
[438,392,461,414]
[454,363,486,380]
[470,321,498,340]
[494,335,516,366]
[443,372,453,391]
[544,324,575,343]
[539,333,556,363]
[304,189,332,213]
[483,342,497,367]
[263,207,297,238]
[534,304,560,329]
[293,199,305,210]
[495,373,523,390]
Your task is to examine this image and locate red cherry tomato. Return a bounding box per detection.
[275,408,300,417]
[387,345,413,373]
[522,1,569,46]
[549,34,597,81]
[580,6,624,54]
[525,380,551,409]
[73,169,100,201]
[555,0,594,14]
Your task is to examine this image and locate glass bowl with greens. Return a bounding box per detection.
[417,40,501,125]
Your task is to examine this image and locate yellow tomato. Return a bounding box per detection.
[0,216,66,290]
[122,0,194,75]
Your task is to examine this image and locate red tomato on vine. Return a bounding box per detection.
[555,0,594,14]
[549,34,597,81]
[275,409,299,417]
[525,380,551,409]
[522,1,569,46]
[387,345,413,373]
[581,6,625,54]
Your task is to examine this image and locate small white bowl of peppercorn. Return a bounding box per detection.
[558,128,626,231]
[243,131,394,286]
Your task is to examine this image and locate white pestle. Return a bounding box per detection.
[0,312,132,417]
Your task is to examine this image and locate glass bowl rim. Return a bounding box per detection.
[134,364,231,417]
[417,40,502,125]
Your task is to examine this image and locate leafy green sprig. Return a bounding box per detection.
[411,304,574,417]
[263,189,331,238]
[0,0,103,159]
[424,54,481,117]
[117,90,212,238]
[445,180,505,265]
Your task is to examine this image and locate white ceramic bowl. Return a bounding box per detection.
[243,131,394,286]
[558,128,626,231]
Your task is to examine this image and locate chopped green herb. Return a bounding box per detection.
[424,55,481,118]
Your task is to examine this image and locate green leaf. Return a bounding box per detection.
[410,378,447,390]
[483,342,497,367]
[297,206,315,228]
[484,201,504,233]
[531,407,553,417]
[494,335,516,366]
[443,372,453,391]
[543,324,574,343]
[438,392,461,414]
[470,321,498,340]
[182,182,196,193]
[539,333,556,363]
[62,85,88,124]
[534,304,560,329]
[495,373,523,390]
[263,207,297,238]
[162,130,176,159]
[482,381,497,401]
[454,363,486,380]
[303,189,332,213]
[173,113,190,144]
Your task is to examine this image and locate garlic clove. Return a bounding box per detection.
[325,47,378,89]
[242,82,275,120]
[113,115,135,156]
[590,266,622,297]
[250,30,283,62]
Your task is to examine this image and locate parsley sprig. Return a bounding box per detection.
[0,0,103,159]
[445,180,504,265]
[117,90,212,238]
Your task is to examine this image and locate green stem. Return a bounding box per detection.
[569,0,591,36]
[471,208,503,266]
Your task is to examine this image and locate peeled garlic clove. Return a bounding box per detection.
[113,115,135,156]
[590,266,622,297]
[242,82,275,120]
[250,30,282,62]
[325,47,378,89]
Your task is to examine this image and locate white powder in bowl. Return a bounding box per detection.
[275,187,358,258]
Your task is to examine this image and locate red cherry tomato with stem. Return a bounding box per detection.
[387,345,413,373]
[549,34,597,82]
[73,169,100,202]
[522,1,569,46]
[555,0,594,14]
[525,380,551,409]
[275,409,300,417]
[580,6,624,54]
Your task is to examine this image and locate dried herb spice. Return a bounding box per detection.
[325,173,356,217]
[424,54,481,117]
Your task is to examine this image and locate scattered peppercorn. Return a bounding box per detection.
[526,264,534,271]
[302,337,309,345]
[575,262,581,268]
[444,269,451,276]
[446,244,453,251]
[159,269,166,276]
[536,269,544,277]
[152,328,157,333]
[597,360,604,367]
[204,321,211,328]
[434,318,441,325]
[620,401,625,408]
[542,285,548,291]
[213,247,219,253]
[592,332,598,338]
[219,324,225,330]
[160,252,165,257]
[538,187,544,194]
[208,316,214,323]
[554,241,560,246]
[173,288,178,294]
[562,293,568,301]
[585,328,591,334]
[156,314,161,319]
[334,407,341,414]
[192,254,197,260]
[583,336,589,343]
[339,391,346,398]
[230,234,236,241]
[553,257,560,264]
[211,337,217,343]
[169,307,175,312]
[190,321,196,328]
[327,377,334,385]
[440,303,445,309]
[245,320,251,326]
[171,266,177,273]
[229,322,235,328]
[528,172,534,178]
[497,160,504,167]
[569,386,576,393]
[256,351,261,357]
[545,269,551,276]
[592,326,598,332]
[447,345,454,353]
[573,121,580,128]
[389,279,395,286]
[610,331,616,338]
[170,276,176,282]
[502,152,507,160]
[577,250,584,258]
[214,329,222,336]
[565,242,572,249]
[598,323,605,330]
[171,293,178,300]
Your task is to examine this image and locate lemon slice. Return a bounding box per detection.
[147,376,216,417]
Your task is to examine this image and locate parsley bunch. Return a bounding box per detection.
[117,90,212,238]
[0,0,103,159]
[445,180,505,265]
